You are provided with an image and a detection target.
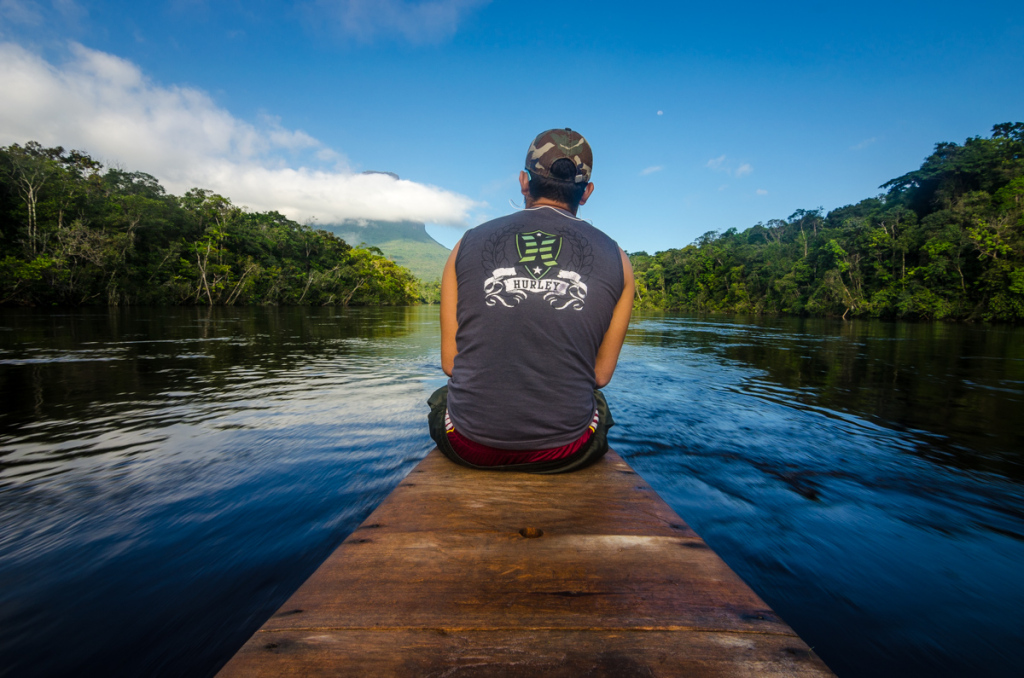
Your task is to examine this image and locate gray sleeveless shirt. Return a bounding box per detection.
[447,206,624,449]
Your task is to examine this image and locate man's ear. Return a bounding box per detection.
[578,182,595,206]
[519,171,530,198]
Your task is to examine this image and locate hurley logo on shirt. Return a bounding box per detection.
[483,228,587,311]
[517,230,562,280]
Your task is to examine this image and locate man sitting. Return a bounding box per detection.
[428,128,634,473]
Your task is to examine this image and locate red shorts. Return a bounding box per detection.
[444,409,598,466]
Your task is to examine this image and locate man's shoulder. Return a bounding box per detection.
[462,208,620,261]
[469,208,611,237]
[467,212,521,234]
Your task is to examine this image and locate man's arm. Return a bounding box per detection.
[440,240,461,376]
[594,248,634,388]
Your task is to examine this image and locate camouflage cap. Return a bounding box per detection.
[525,128,593,184]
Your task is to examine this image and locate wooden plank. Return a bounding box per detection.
[217,450,834,677]
[226,630,830,678]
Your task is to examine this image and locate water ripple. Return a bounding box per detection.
[1,307,1022,678]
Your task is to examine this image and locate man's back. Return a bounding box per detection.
[431,127,633,473]
[447,206,624,450]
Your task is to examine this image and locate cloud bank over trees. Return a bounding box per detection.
[0,41,479,226]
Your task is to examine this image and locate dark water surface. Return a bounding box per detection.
[0,307,1021,677]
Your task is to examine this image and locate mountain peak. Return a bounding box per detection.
[361,170,400,180]
[324,219,450,282]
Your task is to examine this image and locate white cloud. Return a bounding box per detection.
[756,188,768,195]
[640,165,663,176]
[851,136,878,150]
[706,154,727,171]
[706,154,753,178]
[52,0,85,23]
[0,0,42,26]
[306,0,490,44]
[0,0,85,35]
[0,42,479,225]
[656,110,663,116]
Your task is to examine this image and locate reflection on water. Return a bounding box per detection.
[616,314,1024,677]
[625,315,1023,479]
[0,308,1022,677]
[0,306,445,678]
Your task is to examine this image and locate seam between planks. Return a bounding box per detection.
[251,626,801,638]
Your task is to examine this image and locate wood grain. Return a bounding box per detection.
[217,450,834,677]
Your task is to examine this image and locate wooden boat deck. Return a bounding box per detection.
[217,449,834,677]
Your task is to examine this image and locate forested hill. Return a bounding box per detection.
[631,123,1024,321]
[327,219,450,283]
[0,143,418,306]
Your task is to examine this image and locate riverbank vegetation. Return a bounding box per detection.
[631,123,1024,321]
[5,124,1022,317]
[0,143,417,306]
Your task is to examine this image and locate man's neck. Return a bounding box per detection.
[525,197,576,215]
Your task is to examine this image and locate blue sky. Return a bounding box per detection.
[1,1,1022,252]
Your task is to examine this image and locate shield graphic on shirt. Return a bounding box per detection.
[516,230,562,280]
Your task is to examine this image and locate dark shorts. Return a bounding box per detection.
[427,385,615,474]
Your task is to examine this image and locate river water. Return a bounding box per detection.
[0,307,1021,677]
